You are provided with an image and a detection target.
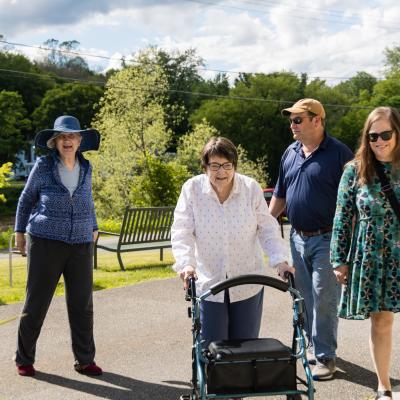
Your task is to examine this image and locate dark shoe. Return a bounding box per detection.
[74,362,103,376]
[17,364,35,377]
[312,358,336,381]
[375,390,392,399]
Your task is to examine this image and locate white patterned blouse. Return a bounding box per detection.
[171,173,290,302]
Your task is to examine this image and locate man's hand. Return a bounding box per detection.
[179,265,197,290]
[334,265,349,285]
[93,230,99,242]
[15,232,26,256]
[275,262,295,280]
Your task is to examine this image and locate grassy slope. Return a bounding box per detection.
[0,250,176,305]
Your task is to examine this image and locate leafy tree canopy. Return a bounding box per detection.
[334,71,377,101]
[177,120,267,186]
[129,155,190,207]
[90,50,172,217]
[384,43,400,75]
[370,72,400,109]
[32,83,103,134]
[0,90,31,164]
[0,51,54,114]
[36,39,102,81]
[190,72,302,184]
[131,47,205,143]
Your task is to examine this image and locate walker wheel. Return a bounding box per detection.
[179,396,191,400]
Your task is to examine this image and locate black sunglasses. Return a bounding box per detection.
[367,130,394,142]
[289,116,314,125]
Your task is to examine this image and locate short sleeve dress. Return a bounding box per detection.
[330,161,400,320]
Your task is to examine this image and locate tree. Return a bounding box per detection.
[370,72,400,110]
[190,72,303,184]
[176,120,267,186]
[90,51,172,217]
[135,47,205,144]
[0,51,54,114]
[304,78,352,134]
[129,155,190,207]
[43,39,81,67]
[32,83,103,132]
[332,107,371,151]
[176,120,217,175]
[334,72,377,101]
[36,39,101,81]
[384,43,400,75]
[187,73,230,117]
[0,91,31,164]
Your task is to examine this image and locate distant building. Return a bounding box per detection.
[13,144,38,180]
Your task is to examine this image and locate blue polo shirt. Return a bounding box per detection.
[274,133,353,232]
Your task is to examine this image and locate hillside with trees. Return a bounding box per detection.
[1,38,399,217]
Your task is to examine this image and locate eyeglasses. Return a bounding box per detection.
[367,130,394,142]
[289,116,314,125]
[208,162,234,171]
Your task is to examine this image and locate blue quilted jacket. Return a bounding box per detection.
[15,151,98,244]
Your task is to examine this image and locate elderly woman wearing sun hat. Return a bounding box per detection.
[14,115,102,377]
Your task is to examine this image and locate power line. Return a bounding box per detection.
[234,0,399,24]
[0,67,375,111]
[184,0,400,31]
[240,0,350,18]
[0,39,385,81]
[0,39,135,64]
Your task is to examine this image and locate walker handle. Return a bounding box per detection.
[185,276,197,301]
[284,271,295,289]
[209,274,289,295]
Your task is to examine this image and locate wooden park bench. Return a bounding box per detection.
[94,206,175,271]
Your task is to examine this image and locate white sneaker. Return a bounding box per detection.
[312,359,336,381]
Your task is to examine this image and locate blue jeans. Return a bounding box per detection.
[200,289,264,349]
[290,229,340,361]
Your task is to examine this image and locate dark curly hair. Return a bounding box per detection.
[200,137,238,170]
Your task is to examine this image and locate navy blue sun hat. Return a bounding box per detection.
[34,115,100,152]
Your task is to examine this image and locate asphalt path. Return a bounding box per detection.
[0,223,399,399]
[1,273,399,400]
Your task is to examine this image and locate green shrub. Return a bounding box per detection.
[97,218,122,233]
[0,227,13,249]
[128,155,189,208]
[0,181,24,215]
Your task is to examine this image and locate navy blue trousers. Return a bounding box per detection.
[200,289,264,348]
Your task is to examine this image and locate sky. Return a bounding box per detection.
[0,0,399,85]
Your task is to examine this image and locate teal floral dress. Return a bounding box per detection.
[330,161,400,320]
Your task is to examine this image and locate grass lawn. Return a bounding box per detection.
[0,249,176,306]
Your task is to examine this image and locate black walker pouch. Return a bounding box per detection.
[206,338,297,395]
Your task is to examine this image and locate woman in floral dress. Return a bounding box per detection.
[331,107,400,400]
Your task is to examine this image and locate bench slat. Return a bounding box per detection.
[139,209,151,242]
[96,240,172,252]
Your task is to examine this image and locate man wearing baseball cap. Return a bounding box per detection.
[269,98,353,380]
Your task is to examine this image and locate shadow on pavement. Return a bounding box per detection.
[335,357,400,390]
[34,371,188,400]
